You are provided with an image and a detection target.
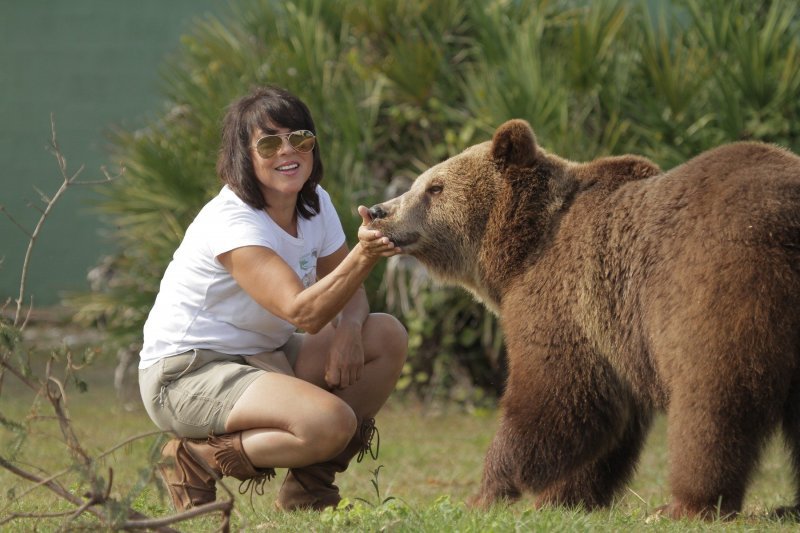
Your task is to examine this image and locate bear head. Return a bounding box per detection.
[368,119,578,312]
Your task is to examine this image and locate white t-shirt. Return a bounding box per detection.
[139,185,346,369]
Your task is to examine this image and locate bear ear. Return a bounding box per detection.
[491,119,538,168]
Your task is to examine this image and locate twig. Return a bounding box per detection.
[121,500,233,531]
[102,467,113,501]
[2,448,227,533]
[0,455,83,508]
[19,298,34,331]
[0,455,182,533]
[0,358,40,394]
[0,509,79,524]
[2,431,162,514]
[65,495,99,527]
[96,430,166,460]
[32,185,52,204]
[13,174,74,326]
[46,374,93,471]
[27,202,47,216]
[76,164,121,186]
[12,118,78,326]
[10,114,118,327]
[0,458,72,510]
[0,205,33,238]
[65,348,90,372]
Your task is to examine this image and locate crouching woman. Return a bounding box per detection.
[137,85,407,512]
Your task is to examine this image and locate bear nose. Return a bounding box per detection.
[368,204,388,220]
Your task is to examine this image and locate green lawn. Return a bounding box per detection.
[1,349,798,532]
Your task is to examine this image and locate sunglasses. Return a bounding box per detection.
[253,130,316,159]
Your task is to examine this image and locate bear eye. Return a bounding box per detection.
[427,185,443,196]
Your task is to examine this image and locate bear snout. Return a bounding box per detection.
[368,204,388,220]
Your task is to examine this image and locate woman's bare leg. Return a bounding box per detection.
[224,374,357,469]
[270,313,406,510]
[293,313,408,422]
[223,313,406,469]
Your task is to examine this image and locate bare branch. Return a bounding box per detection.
[96,430,166,461]
[0,455,83,507]
[3,429,161,515]
[46,375,92,470]
[120,500,233,531]
[65,348,90,372]
[13,162,71,326]
[65,496,99,526]
[0,509,77,524]
[69,164,86,182]
[0,358,40,394]
[26,201,47,215]
[32,185,52,204]
[74,164,124,186]
[0,455,182,532]
[0,205,33,238]
[3,431,161,513]
[0,116,225,532]
[19,298,33,330]
[103,467,113,501]
[1,459,72,507]
[10,116,120,327]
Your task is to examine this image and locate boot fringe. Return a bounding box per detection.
[357,418,380,462]
[209,433,276,495]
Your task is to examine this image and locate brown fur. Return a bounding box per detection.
[369,119,800,519]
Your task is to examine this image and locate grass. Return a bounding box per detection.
[1,340,799,532]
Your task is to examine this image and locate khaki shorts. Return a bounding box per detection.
[139,335,302,438]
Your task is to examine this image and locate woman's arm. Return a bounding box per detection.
[316,244,370,329]
[217,206,397,334]
[316,245,371,388]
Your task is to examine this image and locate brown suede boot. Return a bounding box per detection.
[158,432,275,512]
[275,418,379,511]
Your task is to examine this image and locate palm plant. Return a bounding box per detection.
[683,0,800,148]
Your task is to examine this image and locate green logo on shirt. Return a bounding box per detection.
[299,250,317,271]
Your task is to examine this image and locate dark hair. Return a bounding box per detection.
[216,85,323,219]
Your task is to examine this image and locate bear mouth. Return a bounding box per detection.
[385,231,419,250]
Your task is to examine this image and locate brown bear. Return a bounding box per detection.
[367,119,800,519]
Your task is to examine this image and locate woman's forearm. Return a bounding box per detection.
[288,244,376,333]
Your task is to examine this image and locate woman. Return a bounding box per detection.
[138,85,408,512]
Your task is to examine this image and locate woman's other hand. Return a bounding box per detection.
[324,318,365,389]
[357,205,401,258]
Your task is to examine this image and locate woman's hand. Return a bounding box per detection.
[357,205,401,258]
[324,318,365,389]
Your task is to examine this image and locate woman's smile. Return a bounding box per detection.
[276,161,300,172]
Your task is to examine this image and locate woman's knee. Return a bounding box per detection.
[302,397,357,459]
[367,313,408,366]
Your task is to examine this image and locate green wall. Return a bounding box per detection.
[1,0,224,306]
